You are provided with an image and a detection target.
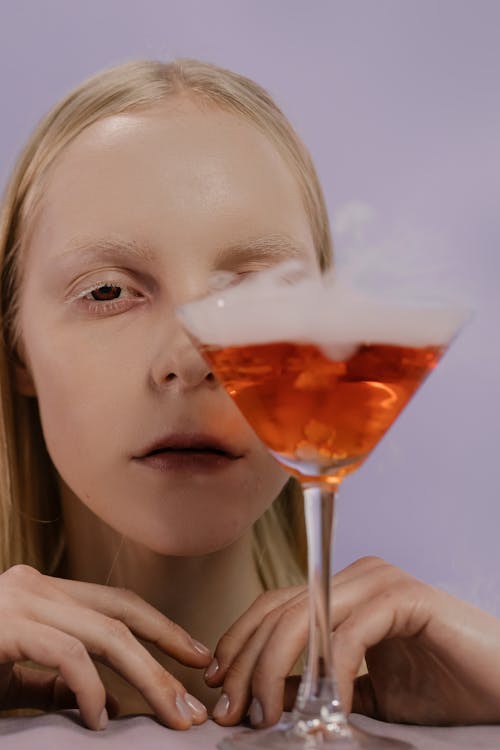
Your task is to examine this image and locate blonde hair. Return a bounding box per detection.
[0,58,333,588]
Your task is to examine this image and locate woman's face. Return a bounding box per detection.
[16,96,317,555]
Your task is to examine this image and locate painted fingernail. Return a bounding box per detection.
[191,638,211,656]
[175,694,193,722]
[185,693,207,717]
[205,657,220,680]
[212,692,230,720]
[98,707,109,730]
[249,697,263,726]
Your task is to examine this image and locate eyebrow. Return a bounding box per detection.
[214,234,310,267]
[54,238,157,268]
[55,233,310,270]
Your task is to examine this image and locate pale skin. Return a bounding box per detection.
[1,95,499,731]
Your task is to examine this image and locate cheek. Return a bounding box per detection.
[22,321,289,555]
[22,320,134,497]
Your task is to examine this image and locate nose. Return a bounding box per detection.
[150,321,217,391]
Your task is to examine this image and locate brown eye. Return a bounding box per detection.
[91,284,122,301]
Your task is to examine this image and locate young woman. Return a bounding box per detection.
[0,58,499,733]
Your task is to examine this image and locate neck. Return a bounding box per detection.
[58,482,264,644]
[58,482,265,713]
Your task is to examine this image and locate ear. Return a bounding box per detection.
[12,355,37,398]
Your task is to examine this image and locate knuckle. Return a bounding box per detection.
[115,588,142,608]
[0,585,22,610]
[259,603,286,629]
[382,578,418,600]
[114,587,141,620]
[62,637,89,662]
[255,590,274,606]
[141,651,180,690]
[278,601,305,627]
[103,617,132,641]
[256,600,306,646]
[153,666,181,695]
[160,615,183,637]
[3,564,41,588]
[260,607,282,631]
[377,568,409,591]
[154,614,189,649]
[254,589,286,611]
[356,555,388,569]
[224,657,248,685]
[335,615,358,641]
[215,629,241,664]
[115,586,139,604]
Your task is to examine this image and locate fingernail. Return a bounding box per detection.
[249,697,263,726]
[185,693,207,717]
[98,707,109,730]
[191,638,211,656]
[205,657,220,680]
[212,692,230,720]
[175,694,193,722]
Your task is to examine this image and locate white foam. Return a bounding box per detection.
[178,266,469,354]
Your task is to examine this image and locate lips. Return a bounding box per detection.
[132,432,243,474]
[134,433,242,461]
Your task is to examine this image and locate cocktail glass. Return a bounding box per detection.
[177,268,466,750]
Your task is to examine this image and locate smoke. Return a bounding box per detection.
[178,201,471,349]
[331,200,471,304]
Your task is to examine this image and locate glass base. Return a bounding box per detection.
[217,719,414,750]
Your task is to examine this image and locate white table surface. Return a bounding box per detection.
[1,711,500,749]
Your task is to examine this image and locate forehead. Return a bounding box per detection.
[30,98,313,260]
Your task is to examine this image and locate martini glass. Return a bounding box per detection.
[177,269,466,750]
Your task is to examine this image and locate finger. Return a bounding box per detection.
[330,563,412,630]
[212,601,298,725]
[248,601,310,727]
[220,560,410,726]
[209,559,402,689]
[332,582,431,715]
[331,556,392,589]
[208,587,305,686]
[2,566,210,667]
[48,577,211,667]
[243,567,413,728]
[211,561,412,726]
[1,619,109,730]
[23,597,203,729]
[211,565,404,723]
[4,665,121,718]
[1,665,77,711]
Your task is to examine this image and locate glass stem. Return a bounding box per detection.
[291,485,349,737]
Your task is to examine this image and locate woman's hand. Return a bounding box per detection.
[206,556,500,728]
[0,565,211,730]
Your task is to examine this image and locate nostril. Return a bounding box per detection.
[165,372,176,382]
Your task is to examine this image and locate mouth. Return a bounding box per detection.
[132,433,243,473]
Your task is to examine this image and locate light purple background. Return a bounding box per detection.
[1,1,498,612]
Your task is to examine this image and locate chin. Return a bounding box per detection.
[134,517,256,557]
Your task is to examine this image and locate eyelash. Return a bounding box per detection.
[74,280,142,316]
[72,267,263,317]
